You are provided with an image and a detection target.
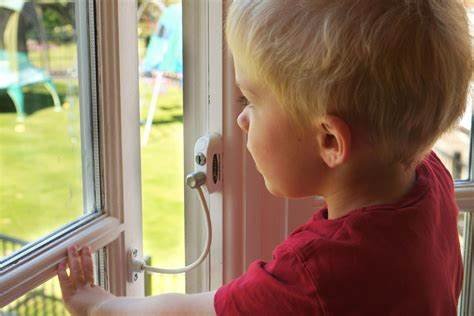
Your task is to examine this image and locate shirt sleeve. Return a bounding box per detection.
[214,243,322,315]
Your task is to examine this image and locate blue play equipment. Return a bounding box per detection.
[141,3,182,75]
[140,3,183,146]
[0,0,61,121]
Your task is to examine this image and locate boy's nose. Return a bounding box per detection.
[237,110,249,133]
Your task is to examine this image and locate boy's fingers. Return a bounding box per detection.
[67,245,85,286]
[57,261,75,299]
[80,246,95,286]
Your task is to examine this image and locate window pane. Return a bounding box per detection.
[0,0,98,263]
[433,5,473,181]
[137,0,185,295]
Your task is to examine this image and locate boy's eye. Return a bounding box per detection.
[237,96,250,107]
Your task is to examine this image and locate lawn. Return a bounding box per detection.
[0,78,185,296]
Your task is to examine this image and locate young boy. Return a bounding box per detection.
[57,0,472,314]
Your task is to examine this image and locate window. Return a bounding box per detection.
[0,0,99,266]
[0,0,138,306]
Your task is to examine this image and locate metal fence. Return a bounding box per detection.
[0,234,27,258]
[1,288,67,316]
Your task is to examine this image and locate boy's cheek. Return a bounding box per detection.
[246,143,258,167]
[245,140,263,173]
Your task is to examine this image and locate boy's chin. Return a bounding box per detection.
[265,178,316,199]
[264,179,291,198]
[264,179,283,197]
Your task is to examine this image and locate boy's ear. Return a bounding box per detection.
[315,115,351,168]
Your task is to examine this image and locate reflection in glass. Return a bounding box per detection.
[137,0,185,295]
[0,0,94,261]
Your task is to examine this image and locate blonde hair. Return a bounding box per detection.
[226,0,472,166]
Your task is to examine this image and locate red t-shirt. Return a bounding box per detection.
[214,152,463,315]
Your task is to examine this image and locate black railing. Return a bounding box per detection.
[0,233,27,258]
[2,288,67,316]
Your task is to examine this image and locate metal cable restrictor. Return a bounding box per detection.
[128,133,221,281]
[129,171,212,275]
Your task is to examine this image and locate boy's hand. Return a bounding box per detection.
[57,245,115,316]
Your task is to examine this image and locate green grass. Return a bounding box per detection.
[0,81,83,241]
[0,78,185,296]
[139,79,185,294]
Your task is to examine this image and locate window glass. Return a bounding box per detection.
[433,4,473,180]
[0,0,98,263]
[137,0,185,295]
